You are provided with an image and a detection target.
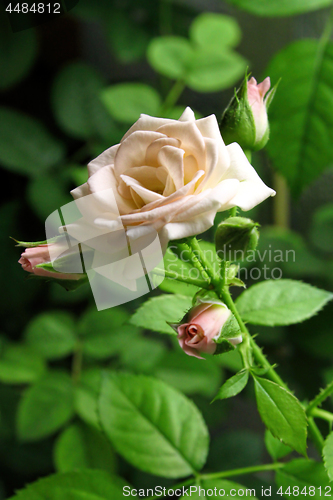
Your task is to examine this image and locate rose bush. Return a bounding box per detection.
[70,107,275,251]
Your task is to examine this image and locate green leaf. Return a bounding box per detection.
[252,226,325,279]
[0,18,37,90]
[213,369,249,401]
[0,107,65,176]
[276,459,330,499]
[236,279,333,326]
[310,204,333,253]
[54,422,116,473]
[147,36,193,79]
[24,311,77,360]
[266,40,333,196]
[186,50,246,93]
[101,83,161,123]
[253,376,307,456]
[17,372,74,441]
[323,431,333,481]
[52,62,116,140]
[79,307,138,359]
[8,469,125,500]
[154,351,222,397]
[223,0,332,16]
[264,430,292,461]
[74,369,102,429]
[130,294,193,334]
[190,13,241,50]
[0,344,46,384]
[119,336,165,372]
[98,372,209,478]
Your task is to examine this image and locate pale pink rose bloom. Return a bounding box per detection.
[247,77,271,145]
[19,245,82,280]
[177,303,242,359]
[69,107,275,252]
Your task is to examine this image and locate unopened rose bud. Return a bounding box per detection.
[219,75,278,152]
[18,244,83,281]
[170,301,242,359]
[215,216,259,262]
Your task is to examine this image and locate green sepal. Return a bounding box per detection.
[219,73,257,150]
[228,277,246,288]
[215,216,260,262]
[265,78,280,110]
[192,289,220,306]
[219,312,242,340]
[11,237,58,247]
[166,318,188,334]
[214,338,236,355]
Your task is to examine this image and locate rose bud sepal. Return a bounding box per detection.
[219,74,279,152]
[215,216,259,262]
[213,311,242,356]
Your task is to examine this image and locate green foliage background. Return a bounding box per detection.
[1,0,333,498]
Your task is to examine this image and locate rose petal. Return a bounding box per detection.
[156,121,206,169]
[121,114,175,141]
[178,106,196,122]
[222,142,275,210]
[114,131,165,177]
[87,144,120,177]
[145,137,181,167]
[157,145,185,191]
[120,175,164,205]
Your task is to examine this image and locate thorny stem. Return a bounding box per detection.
[152,267,210,289]
[306,380,333,414]
[159,79,186,115]
[149,463,285,499]
[188,236,325,454]
[311,408,333,424]
[176,241,211,283]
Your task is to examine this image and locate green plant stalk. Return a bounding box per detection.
[151,462,285,499]
[306,380,333,414]
[176,241,211,283]
[187,237,220,287]
[308,416,325,450]
[152,267,210,289]
[311,408,333,423]
[200,462,284,481]
[159,79,186,115]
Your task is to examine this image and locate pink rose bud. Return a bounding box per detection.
[219,74,278,152]
[171,301,242,359]
[18,244,82,281]
[247,76,271,147]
